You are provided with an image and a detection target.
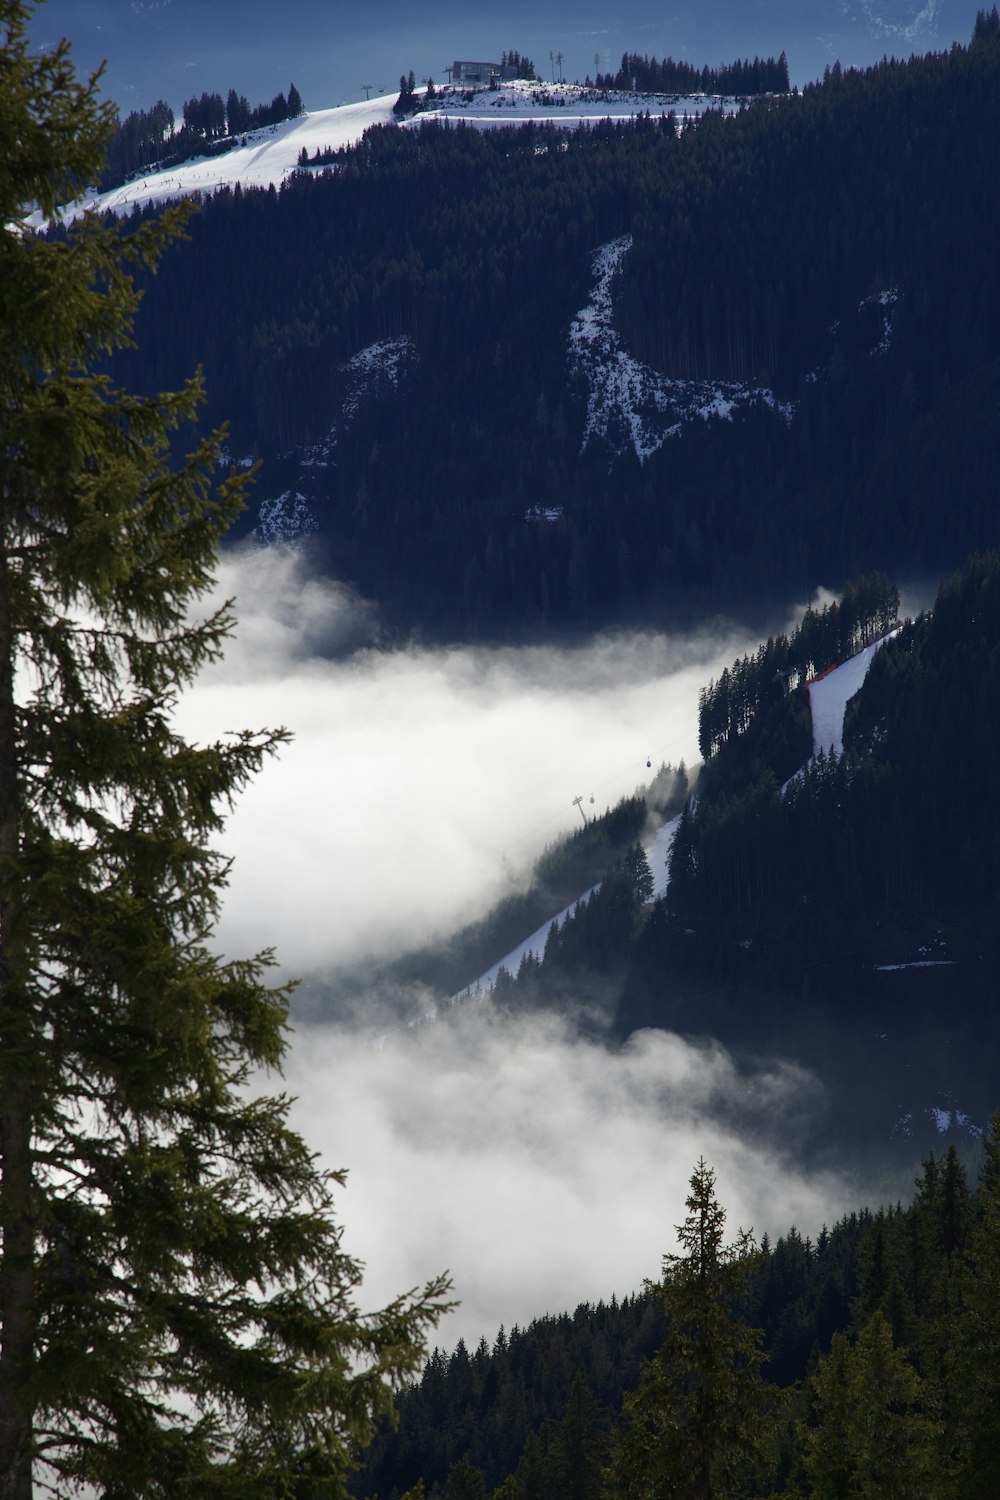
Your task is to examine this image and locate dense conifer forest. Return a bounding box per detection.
[596,50,790,95]
[109,24,1000,642]
[354,1128,1000,1498]
[663,550,1000,977]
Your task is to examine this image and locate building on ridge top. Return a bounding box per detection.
[452,60,521,86]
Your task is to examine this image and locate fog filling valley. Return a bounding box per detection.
[175,546,865,1346]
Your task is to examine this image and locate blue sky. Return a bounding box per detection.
[31,0,975,117]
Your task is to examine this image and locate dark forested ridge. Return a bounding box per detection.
[109,24,1000,643]
[355,1130,1000,1499]
[664,551,1000,975]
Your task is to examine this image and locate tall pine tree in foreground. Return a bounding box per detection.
[0,4,450,1495]
[604,1159,774,1499]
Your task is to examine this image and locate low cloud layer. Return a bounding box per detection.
[172,546,871,1351]
[177,546,768,983]
[283,1008,856,1349]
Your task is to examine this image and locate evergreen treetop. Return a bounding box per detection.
[605,1160,772,1499]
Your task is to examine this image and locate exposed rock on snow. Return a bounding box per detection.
[568,236,792,463]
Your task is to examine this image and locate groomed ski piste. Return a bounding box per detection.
[38,80,752,226]
[807,633,895,758]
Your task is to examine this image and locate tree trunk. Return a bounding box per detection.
[0,548,34,1500]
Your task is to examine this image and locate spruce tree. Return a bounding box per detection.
[800,1312,940,1500]
[0,5,450,1495]
[604,1159,773,1499]
[949,1108,1000,1497]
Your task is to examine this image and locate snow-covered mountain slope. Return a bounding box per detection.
[42,97,399,223]
[569,236,792,463]
[42,81,750,226]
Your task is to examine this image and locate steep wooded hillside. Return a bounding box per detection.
[109,28,1000,641]
[355,1129,999,1499]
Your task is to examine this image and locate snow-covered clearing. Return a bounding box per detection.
[569,236,792,463]
[419,79,745,132]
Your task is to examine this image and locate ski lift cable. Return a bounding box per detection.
[520,723,697,851]
[584,733,690,801]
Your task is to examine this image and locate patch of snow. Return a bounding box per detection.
[861,0,943,47]
[257,490,317,545]
[568,236,792,464]
[929,1105,980,1136]
[873,960,957,971]
[255,335,415,543]
[311,334,415,462]
[647,813,680,901]
[858,286,899,354]
[339,335,416,427]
